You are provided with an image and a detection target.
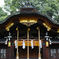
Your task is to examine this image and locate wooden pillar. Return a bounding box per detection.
[7,47,12,59]
[37,27,41,59]
[45,41,50,59]
[27,28,30,59]
[16,27,19,59]
[42,40,46,59]
[11,45,15,59]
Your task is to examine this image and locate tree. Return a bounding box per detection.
[0,0,59,23]
[0,7,7,21]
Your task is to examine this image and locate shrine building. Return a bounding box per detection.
[0,1,59,59]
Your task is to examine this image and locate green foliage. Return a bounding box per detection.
[0,0,59,23]
[0,7,7,21]
[0,8,7,16]
[0,16,7,21]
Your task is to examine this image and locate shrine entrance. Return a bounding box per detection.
[13,26,42,59]
[0,1,59,59]
[17,46,38,59]
[7,13,43,59]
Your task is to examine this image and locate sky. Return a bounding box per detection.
[0,0,5,7]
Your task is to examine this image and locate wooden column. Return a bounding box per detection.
[45,41,50,59]
[11,45,15,59]
[27,28,30,59]
[16,27,19,59]
[42,40,46,59]
[37,27,41,59]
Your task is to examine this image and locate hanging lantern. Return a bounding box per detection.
[8,41,11,47]
[22,40,25,49]
[8,32,12,41]
[46,41,49,47]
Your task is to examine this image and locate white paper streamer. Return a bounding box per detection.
[22,40,25,49]
[5,39,8,45]
[15,40,17,48]
[39,40,42,48]
[31,40,34,49]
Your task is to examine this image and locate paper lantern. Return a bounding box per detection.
[46,41,49,47]
[8,41,11,47]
